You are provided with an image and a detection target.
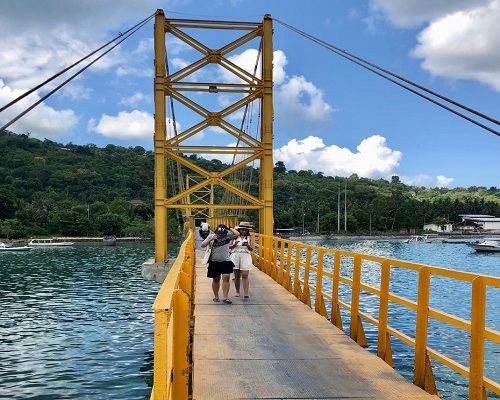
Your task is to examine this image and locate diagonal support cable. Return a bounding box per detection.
[273,17,500,137]
[0,12,157,132]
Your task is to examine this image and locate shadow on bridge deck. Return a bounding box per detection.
[192,245,439,400]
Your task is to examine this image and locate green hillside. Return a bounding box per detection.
[1,130,499,239]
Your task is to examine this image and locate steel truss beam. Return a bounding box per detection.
[154,11,274,261]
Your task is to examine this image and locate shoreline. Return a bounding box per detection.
[6,232,500,245]
[288,232,500,241]
[6,236,153,244]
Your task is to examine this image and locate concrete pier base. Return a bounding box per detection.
[141,258,174,283]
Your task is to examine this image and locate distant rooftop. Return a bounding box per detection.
[459,214,496,219]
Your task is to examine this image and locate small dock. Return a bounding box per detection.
[192,247,439,400]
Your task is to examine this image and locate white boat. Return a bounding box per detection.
[0,242,33,252]
[466,240,500,252]
[404,234,439,244]
[28,238,74,247]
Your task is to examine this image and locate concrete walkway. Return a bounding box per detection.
[192,246,439,400]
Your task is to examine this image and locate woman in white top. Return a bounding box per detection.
[229,221,254,299]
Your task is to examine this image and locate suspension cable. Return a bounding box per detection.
[272,18,500,137]
[0,12,157,132]
[0,12,158,114]
[231,39,263,165]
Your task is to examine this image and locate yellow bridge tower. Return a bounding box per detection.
[153,10,274,262]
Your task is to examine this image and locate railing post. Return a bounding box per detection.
[315,248,328,317]
[293,243,302,298]
[414,267,437,395]
[271,236,279,280]
[261,235,270,274]
[377,260,393,366]
[302,246,312,307]
[284,240,293,292]
[278,238,285,285]
[153,309,170,399]
[349,255,367,346]
[172,289,190,399]
[469,276,487,400]
[330,251,343,330]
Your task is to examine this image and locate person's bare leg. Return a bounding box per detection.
[212,276,221,300]
[233,269,241,296]
[222,273,231,301]
[242,270,250,298]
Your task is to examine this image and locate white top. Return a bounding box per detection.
[231,236,251,253]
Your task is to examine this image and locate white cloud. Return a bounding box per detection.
[59,84,93,100]
[119,92,150,108]
[274,76,333,131]
[399,174,454,188]
[0,79,78,138]
[436,175,455,187]
[411,1,500,90]
[87,110,185,142]
[274,135,455,187]
[272,50,288,85]
[274,135,401,179]
[165,36,194,56]
[370,0,487,28]
[133,38,154,55]
[218,49,288,85]
[88,110,153,140]
[370,0,500,91]
[116,65,152,78]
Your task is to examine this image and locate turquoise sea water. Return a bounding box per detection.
[0,242,175,400]
[0,240,498,399]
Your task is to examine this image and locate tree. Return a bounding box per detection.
[51,210,91,236]
[122,219,154,238]
[133,204,154,220]
[0,219,26,239]
[109,198,134,219]
[391,175,401,184]
[0,192,17,220]
[320,212,339,231]
[95,213,128,236]
[432,216,448,226]
[274,161,286,174]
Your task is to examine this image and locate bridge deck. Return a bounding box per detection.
[192,246,439,400]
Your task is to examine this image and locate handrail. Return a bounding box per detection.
[150,230,195,400]
[254,233,500,399]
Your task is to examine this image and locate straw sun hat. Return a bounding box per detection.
[235,221,253,231]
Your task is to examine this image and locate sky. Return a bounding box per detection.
[1,0,499,189]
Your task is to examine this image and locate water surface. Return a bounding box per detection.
[1,239,498,399]
[0,242,176,399]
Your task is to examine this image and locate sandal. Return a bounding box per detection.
[244,295,249,299]
[222,299,232,304]
[213,298,220,302]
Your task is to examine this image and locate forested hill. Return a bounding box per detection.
[1,130,500,239]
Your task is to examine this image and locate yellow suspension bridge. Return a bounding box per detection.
[148,10,500,400]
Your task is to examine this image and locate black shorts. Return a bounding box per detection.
[207,260,234,278]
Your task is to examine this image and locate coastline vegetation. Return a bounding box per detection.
[1,130,500,240]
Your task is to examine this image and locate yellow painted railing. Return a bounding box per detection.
[254,233,500,399]
[150,230,195,400]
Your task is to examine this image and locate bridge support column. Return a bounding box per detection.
[154,10,167,262]
[259,15,274,236]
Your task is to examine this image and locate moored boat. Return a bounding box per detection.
[0,242,33,252]
[404,234,439,244]
[466,240,500,252]
[28,238,74,247]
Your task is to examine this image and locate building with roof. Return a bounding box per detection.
[423,222,453,232]
[457,214,500,231]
